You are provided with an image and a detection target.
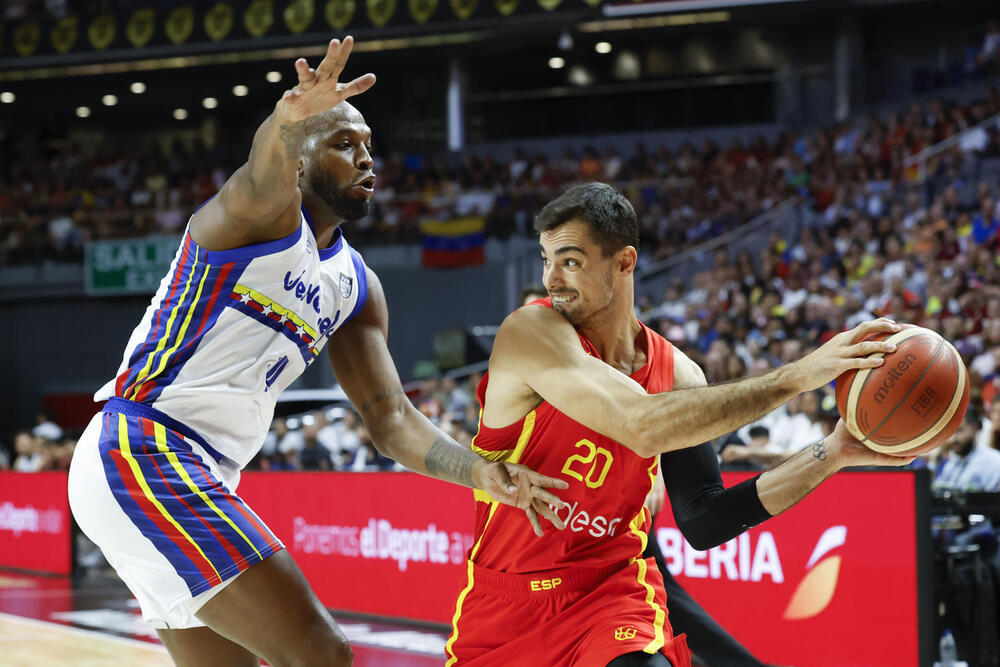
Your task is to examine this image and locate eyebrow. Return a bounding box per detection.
[553,245,586,256]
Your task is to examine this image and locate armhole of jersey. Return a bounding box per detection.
[344,247,369,324]
[186,194,303,264]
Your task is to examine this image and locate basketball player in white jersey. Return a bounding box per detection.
[68,37,567,666]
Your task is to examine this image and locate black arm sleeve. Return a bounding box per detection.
[661,442,773,551]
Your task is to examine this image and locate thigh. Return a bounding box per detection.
[195,549,351,666]
[606,652,672,667]
[157,626,260,667]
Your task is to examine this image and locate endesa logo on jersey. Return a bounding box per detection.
[655,471,923,667]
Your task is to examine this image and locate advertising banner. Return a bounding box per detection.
[238,472,474,623]
[654,470,925,667]
[0,472,73,575]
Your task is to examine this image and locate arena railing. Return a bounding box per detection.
[902,110,1000,182]
[634,197,802,303]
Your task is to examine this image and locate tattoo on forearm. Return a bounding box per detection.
[811,440,827,462]
[278,121,306,161]
[425,436,476,486]
[359,387,406,414]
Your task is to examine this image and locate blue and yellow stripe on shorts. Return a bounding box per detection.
[97,408,282,596]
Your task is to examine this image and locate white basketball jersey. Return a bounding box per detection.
[96,207,367,468]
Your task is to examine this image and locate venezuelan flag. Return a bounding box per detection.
[420,217,486,268]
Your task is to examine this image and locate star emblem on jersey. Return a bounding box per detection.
[613,626,638,641]
[339,273,353,298]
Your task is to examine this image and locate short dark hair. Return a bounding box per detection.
[748,425,770,439]
[520,284,547,302]
[534,182,638,257]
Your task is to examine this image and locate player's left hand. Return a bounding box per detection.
[823,419,917,469]
[474,461,570,537]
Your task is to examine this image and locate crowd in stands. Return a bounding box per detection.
[4,73,1000,489]
[2,79,999,266]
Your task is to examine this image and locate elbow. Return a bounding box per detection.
[629,422,681,458]
[677,520,723,551]
[627,422,660,458]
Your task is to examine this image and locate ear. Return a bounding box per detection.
[617,246,638,275]
[297,157,306,184]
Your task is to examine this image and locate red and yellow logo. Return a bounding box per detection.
[783,525,847,620]
[613,626,638,641]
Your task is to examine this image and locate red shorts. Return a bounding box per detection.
[445,558,690,667]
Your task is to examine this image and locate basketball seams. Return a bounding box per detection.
[844,328,928,442]
[860,337,944,447]
[868,341,968,454]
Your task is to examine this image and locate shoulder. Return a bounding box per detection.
[672,347,707,388]
[491,304,585,373]
[496,303,574,345]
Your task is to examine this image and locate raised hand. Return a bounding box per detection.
[791,318,901,392]
[276,36,376,124]
[473,460,570,537]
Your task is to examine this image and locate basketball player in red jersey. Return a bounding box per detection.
[445,183,914,667]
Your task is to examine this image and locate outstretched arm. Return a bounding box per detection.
[486,305,900,458]
[327,267,568,536]
[190,37,376,250]
[663,357,915,550]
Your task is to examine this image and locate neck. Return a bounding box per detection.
[301,191,345,249]
[577,281,644,375]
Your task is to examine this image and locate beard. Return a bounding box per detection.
[309,171,370,222]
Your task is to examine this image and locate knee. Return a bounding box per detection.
[278,624,351,667]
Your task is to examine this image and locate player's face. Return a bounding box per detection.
[540,220,615,326]
[304,119,375,221]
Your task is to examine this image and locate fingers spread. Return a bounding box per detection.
[294,58,316,85]
[530,486,568,509]
[853,340,897,357]
[313,38,341,81]
[852,318,901,341]
[524,506,544,537]
[339,73,376,99]
[534,499,565,530]
[522,468,570,489]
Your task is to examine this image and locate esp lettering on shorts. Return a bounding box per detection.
[529,577,562,591]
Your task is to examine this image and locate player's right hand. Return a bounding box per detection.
[791,318,900,392]
[276,36,376,124]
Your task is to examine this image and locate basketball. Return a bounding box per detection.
[835,324,970,456]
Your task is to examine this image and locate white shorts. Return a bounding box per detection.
[68,406,283,629]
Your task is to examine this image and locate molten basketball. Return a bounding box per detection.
[835,324,969,456]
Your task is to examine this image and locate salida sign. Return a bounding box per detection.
[655,471,923,667]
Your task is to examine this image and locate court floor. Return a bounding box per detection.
[0,570,448,666]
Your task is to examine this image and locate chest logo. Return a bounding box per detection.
[283,270,322,314]
[339,273,354,299]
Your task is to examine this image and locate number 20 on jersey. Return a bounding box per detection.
[561,439,613,489]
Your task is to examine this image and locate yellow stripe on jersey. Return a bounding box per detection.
[117,414,220,581]
[128,245,201,399]
[445,501,502,666]
[133,260,211,396]
[232,284,318,340]
[152,422,263,560]
[447,411,538,664]
[629,458,665,654]
[471,410,537,504]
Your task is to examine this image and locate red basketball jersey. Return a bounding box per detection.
[469,298,675,572]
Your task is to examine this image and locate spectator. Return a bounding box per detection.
[13,431,45,472]
[935,405,1000,492]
